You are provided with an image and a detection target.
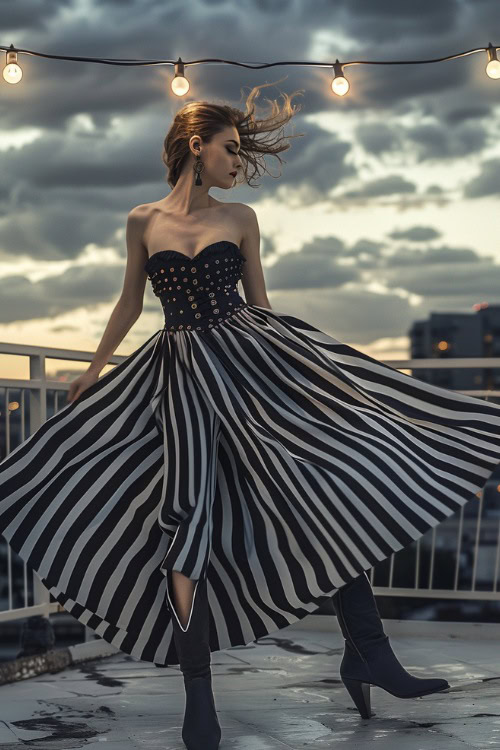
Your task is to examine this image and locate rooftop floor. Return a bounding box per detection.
[0,617,499,749]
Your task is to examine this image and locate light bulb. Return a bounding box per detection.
[486,43,500,80]
[486,59,500,79]
[3,63,23,84]
[171,75,190,96]
[332,59,349,97]
[171,56,190,96]
[332,76,349,96]
[3,46,22,84]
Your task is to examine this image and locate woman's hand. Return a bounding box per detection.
[67,370,100,404]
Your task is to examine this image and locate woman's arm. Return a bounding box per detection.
[87,209,147,375]
[238,204,272,309]
[87,300,142,376]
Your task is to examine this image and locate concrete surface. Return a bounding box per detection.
[0,616,499,749]
[0,638,121,687]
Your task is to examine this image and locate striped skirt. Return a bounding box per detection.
[1,303,500,666]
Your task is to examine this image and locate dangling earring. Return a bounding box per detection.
[193,152,204,186]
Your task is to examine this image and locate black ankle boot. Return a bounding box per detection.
[166,571,221,750]
[331,571,450,719]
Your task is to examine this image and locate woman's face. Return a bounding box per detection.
[191,127,243,189]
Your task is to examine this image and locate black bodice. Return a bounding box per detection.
[144,240,249,332]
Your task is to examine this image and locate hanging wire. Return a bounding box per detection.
[1,42,499,95]
[0,42,498,69]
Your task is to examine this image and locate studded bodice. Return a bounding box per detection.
[144,240,249,332]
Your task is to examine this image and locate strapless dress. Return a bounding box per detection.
[2,238,500,667]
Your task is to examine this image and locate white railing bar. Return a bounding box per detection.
[23,558,28,609]
[494,519,500,594]
[0,602,63,623]
[384,357,500,369]
[454,505,465,592]
[371,587,500,600]
[428,526,436,589]
[7,544,12,610]
[0,341,126,362]
[415,538,420,588]
[471,491,484,592]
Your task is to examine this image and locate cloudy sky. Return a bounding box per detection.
[1,0,500,378]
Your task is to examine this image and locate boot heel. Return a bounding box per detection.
[342,676,373,719]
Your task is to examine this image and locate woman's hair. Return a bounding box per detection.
[162,77,305,189]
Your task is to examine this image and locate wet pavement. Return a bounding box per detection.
[0,617,499,749]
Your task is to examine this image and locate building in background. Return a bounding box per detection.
[409,302,500,403]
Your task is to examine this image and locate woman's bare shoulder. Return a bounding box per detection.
[230,202,257,221]
[129,202,154,219]
[207,198,250,216]
[226,201,254,216]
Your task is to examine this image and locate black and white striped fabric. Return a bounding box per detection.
[2,277,500,666]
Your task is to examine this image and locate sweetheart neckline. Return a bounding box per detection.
[144,240,241,268]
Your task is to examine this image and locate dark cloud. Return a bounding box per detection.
[99,0,153,5]
[463,158,500,198]
[383,260,500,297]
[336,175,417,201]
[0,264,123,324]
[264,236,360,291]
[0,180,130,263]
[0,117,172,261]
[355,117,491,162]
[407,121,489,161]
[426,185,446,195]
[250,0,293,11]
[443,105,492,124]
[265,233,496,302]
[331,289,417,344]
[0,0,70,31]
[285,129,353,193]
[268,287,418,346]
[388,227,442,242]
[0,130,156,189]
[335,0,462,43]
[259,235,279,260]
[385,245,489,268]
[343,238,386,260]
[354,122,402,156]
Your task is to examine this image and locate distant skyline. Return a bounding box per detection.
[1,0,500,380]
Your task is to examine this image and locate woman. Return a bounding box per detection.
[2,81,500,750]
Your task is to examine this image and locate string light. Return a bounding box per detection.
[486,42,500,79]
[2,44,22,84]
[332,59,349,96]
[171,57,190,95]
[1,41,499,97]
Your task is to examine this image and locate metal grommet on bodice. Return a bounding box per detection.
[144,243,248,333]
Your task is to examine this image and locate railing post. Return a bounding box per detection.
[32,572,52,618]
[29,353,51,629]
[29,351,45,432]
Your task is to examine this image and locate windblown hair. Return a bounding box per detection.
[162,77,305,189]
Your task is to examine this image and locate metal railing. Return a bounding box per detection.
[1,343,499,632]
[0,341,124,629]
